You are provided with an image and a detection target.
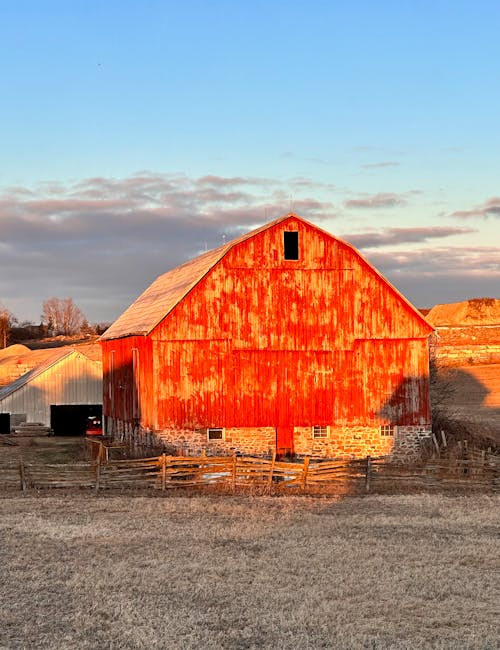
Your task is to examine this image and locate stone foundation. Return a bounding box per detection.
[294,425,393,458]
[392,425,433,458]
[105,418,431,460]
[155,426,276,456]
[294,425,432,459]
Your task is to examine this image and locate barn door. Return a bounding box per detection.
[276,426,294,458]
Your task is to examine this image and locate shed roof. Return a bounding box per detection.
[101,214,432,341]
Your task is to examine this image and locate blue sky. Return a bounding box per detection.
[1,1,499,323]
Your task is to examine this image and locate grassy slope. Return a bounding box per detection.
[1,494,499,649]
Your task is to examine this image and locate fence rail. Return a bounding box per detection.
[1,449,499,493]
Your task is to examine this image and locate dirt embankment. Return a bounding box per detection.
[427,297,500,327]
[427,299,500,366]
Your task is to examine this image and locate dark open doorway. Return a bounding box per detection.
[0,413,10,435]
[50,405,102,436]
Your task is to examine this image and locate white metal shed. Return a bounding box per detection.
[0,348,102,433]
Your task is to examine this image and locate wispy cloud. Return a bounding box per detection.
[343,226,476,248]
[361,161,400,169]
[344,192,407,209]
[452,197,500,218]
[369,247,500,276]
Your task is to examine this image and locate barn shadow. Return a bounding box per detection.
[377,374,430,425]
[430,364,500,447]
[376,367,500,453]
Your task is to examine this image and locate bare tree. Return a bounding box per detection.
[42,297,86,336]
[0,304,15,348]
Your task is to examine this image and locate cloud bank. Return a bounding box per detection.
[0,173,336,322]
[0,173,497,321]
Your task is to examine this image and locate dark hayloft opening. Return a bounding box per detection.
[284,231,299,260]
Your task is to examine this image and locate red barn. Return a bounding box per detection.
[101,214,433,459]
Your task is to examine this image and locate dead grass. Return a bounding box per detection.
[1,493,499,649]
[0,435,86,465]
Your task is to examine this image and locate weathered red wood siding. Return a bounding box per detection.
[139,217,431,431]
[101,336,153,430]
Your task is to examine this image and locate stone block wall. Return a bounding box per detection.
[106,418,275,456]
[295,424,431,459]
[106,418,431,460]
[155,426,276,456]
[392,425,433,457]
[294,425,395,458]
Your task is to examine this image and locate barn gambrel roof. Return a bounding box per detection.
[101,214,433,341]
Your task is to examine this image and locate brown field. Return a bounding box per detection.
[1,493,499,649]
[0,435,88,465]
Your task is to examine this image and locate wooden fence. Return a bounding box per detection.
[1,449,500,494]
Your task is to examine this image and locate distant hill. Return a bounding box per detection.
[427,298,500,327]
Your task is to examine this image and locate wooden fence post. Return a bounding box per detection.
[160,453,167,491]
[365,456,372,494]
[267,452,276,489]
[301,456,310,491]
[96,441,103,463]
[19,460,26,492]
[431,433,440,456]
[198,449,206,485]
[232,453,237,492]
[95,457,101,492]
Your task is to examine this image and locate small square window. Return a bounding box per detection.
[312,425,328,439]
[380,425,395,437]
[207,428,224,441]
[284,231,299,260]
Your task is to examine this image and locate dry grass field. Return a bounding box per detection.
[1,493,499,649]
[0,435,87,465]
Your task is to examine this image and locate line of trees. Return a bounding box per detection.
[42,297,86,336]
[0,305,15,349]
[0,298,110,349]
